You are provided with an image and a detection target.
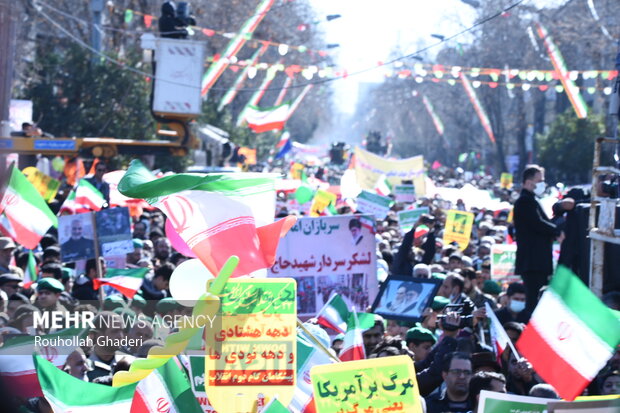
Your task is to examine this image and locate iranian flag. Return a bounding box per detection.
[93,267,149,299]
[340,309,367,362]
[317,293,350,334]
[0,329,82,398]
[289,336,334,413]
[131,358,202,413]
[245,103,291,133]
[35,354,136,412]
[60,179,106,214]
[516,266,620,401]
[118,160,296,278]
[23,249,37,288]
[0,165,57,249]
[374,174,392,196]
[485,302,511,356]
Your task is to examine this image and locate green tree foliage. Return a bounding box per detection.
[23,45,154,140]
[537,109,604,184]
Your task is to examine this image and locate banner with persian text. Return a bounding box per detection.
[311,355,423,413]
[203,278,296,412]
[269,215,378,318]
[354,147,426,196]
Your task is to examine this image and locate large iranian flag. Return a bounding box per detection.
[0,329,83,398]
[131,358,202,413]
[516,266,620,401]
[93,267,149,299]
[35,354,137,412]
[118,160,295,277]
[0,165,57,248]
[316,293,350,334]
[245,103,291,133]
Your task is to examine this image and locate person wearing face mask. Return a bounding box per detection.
[513,165,561,313]
[494,283,530,325]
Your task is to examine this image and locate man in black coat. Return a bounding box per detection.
[513,165,561,313]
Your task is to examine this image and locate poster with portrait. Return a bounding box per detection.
[371,276,441,322]
[95,207,133,257]
[58,212,96,262]
[269,215,378,318]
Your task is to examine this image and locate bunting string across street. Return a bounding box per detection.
[1,0,620,411]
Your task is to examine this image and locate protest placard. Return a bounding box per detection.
[95,207,133,256]
[371,275,441,322]
[291,163,304,180]
[187,355,217,413]
[58,213,96,262]
[500,172,513,189]
[491,244,520,283]
[310,355,423,413]
[310,190,337,217]
[548,398,620,412]
[269,215,378,317]
[203,278,296,412]
[398,206,429,233]
[355,146,426,196]
[394,184,415,203]
[443,210,474,251]
[356,190,393,219]
[22,166,60,202]
[477,390,554,413]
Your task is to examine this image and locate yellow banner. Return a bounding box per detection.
[311,355,423,413]
[22,167,60,202]
[500,172,513,189]
[290,162,304,180]
[443,210,475,251]
[354,147,426,196]
[310,190,336,217]
[204,278,297,412]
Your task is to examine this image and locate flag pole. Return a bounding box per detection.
[91,211,104,307]
[296,319,340,363]
[508,337,520,359]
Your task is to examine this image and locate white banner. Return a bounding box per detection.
[356,190,393,220]
[269,215,378,317]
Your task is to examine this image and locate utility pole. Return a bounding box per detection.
[90,0,104,63]
[0,0,17,136]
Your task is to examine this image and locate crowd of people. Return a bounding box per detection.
[0,159,618,412]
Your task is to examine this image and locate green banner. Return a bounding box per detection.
[491,244,520,283]
[478,390,553,413]
[356,190,394,219]
[398,207,429,233]
[215,280,296,315]
[394,184,415,203]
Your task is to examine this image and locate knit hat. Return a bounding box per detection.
[405,326,437,344]
[36,278,64,293]
[431,296,450,311]
[483,280,502,295]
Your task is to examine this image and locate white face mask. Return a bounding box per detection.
[509,299,526,313]
[533,181,546,196]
